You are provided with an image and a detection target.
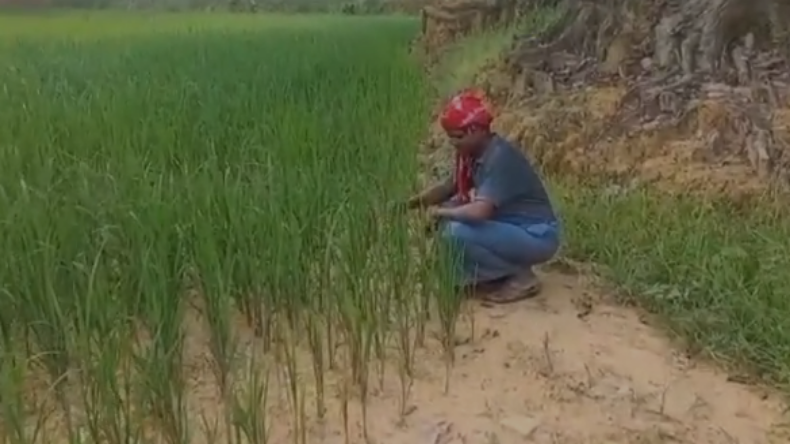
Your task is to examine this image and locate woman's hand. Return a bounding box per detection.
[428,200,494,223]
[426,206,447,219]
[386,200,408,215]
[424,206,444,234]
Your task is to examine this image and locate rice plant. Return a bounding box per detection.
[0,11,458,444]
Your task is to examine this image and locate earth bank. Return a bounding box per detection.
[416,0,790,402]
[420,0,790,198]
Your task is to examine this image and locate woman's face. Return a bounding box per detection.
[446,127,487,154]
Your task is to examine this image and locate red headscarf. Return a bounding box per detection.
[439,90,493,204]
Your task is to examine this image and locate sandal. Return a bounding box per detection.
[480,270,542,304]
[471,276,510,295]
[455,276,509,300]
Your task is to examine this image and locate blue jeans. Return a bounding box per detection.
[439,216,559,286]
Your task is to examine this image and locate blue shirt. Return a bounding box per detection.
[469,135,557,225]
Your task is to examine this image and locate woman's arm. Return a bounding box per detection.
[432,199,494,222]
[407,177,455,209]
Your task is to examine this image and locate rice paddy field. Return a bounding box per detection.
[0,12,460,444]
[7,8,790,444]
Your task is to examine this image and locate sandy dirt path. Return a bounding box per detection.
[28,262,785,444]
[181,268,790,444]
[351,269,788,444]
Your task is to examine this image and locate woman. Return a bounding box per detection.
[408,91,560,303]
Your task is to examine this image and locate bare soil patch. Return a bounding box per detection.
[23,270,785,444]
[17,270,788,444]
[149,271,790,443]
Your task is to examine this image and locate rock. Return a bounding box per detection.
[499,415,541,438]
[426,420,454,444]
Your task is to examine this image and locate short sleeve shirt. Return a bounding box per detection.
[471,135,556,224]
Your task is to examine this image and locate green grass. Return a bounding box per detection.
[0,12,461,444]
[0,12,341,39]
[432,6,564,96]
[555,181,790,387]
[435,9,790,393]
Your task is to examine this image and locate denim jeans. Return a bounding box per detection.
[439,215,559,286]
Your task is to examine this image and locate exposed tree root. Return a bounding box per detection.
[418,0,536,61]
[420,0,790,195]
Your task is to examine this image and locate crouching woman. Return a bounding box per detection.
[408,91,560,303]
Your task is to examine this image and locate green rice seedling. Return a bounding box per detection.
[461,297,477,344]
[132,288,188,444]
[229,354,270,444]
[334,219,373,434]
[0,347,46,444]
[233,173,274,344]
[122,200,188,443]
[191,182,237,398]
[245,163,281,354]
[76,332,140,444]
[199,414,221,444]
[339,376,351,444]
[105,168,189,444]
[305,312,327,420]
[57,207,141,444]
[405,215,440,351]
[284,194,333,419]
[190,179,248,441]
[304,269,332,421]
[67,246,137,444]
[265,167,314,444]
[276,327,305,444]
[359,207,391,393]
[14,185,91,444]
[239,291,265,340]
[387,215,418,419]
[431,242,464,394]
[328,199,377,440]
[413,231,435,350]
[10,212,72,394]
[306,208,344,418]
[371,280,390,394]
[285,170,335,424]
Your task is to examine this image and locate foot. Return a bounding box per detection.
[472,276,510,295]
[454,276,509,300]
[480,269,542,304]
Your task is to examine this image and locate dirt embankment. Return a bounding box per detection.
[392,3,790,443]
[418,0,790,202]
